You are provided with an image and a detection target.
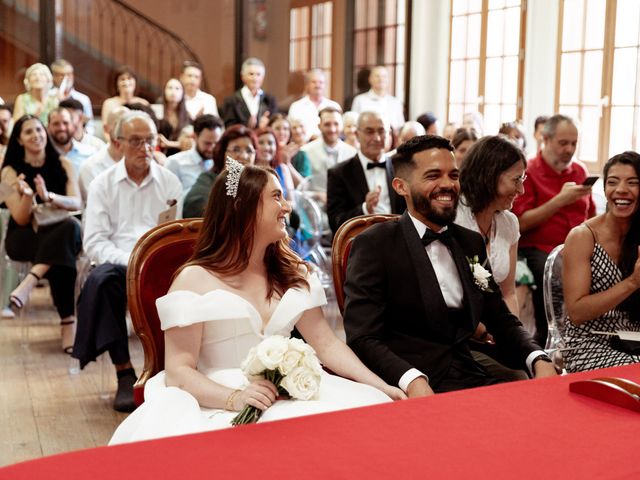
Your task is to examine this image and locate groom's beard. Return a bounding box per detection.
[411,187,458,227]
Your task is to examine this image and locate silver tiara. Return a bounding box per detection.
[225,156,244,198]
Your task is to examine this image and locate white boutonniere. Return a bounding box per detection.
[466,255,493,292]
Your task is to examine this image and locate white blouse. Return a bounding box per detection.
[455,201,520,285]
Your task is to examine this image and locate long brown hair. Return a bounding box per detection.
[185,165,309,298]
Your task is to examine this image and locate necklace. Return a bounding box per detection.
[477,217,493,244]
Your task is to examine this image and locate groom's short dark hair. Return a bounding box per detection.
[392,135,454,178]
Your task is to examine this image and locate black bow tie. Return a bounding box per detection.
[367,162,386,170]
[421,228,452,247]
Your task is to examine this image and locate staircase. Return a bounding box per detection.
[0,0,205,106]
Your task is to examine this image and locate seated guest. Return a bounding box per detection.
[51,59,95,134]
[417,112,438,135]
[288,69,341,139]
[343,135,556,397]
[47,107,97,175]
[183,125,256,218]
[255,127,294,201]
[562,151,640,372]
[290,117,311,148]
[398,121,426,146]
[1,115,82,353]
[456,136,526,315]
[327,111,405,235]
[101,66,149,126]
[78,107,129,203]
[165,114,223,195]
[124,102,167,166]
[268,113,311,186]
[351,66,404,131]
[533,115,548,154]
[301,107,357,193]
[498,121,527,151]
[221,57,277,129]
[180,61,219,120]
[342,111,359,150]
[158,78,192,156]
[452,127,478,167]
[442,121,458,141]
[0,104,12,166]
[58,98,105,151]
[110,163,404,444]
[73,111,182,412]
[13,63,59,126]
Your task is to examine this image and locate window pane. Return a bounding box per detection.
[559,105,580,121]
[484,104,501,135]
[501,104,516,123]
[502,55,518,103]
[354,31,367,65]
[449,104,464,124]
[367,30,377,64]
[449,60,466,102]
[486,9,505,58]
[396,25,406,60]
[615,0,640,47]
[451,16,468,59]
[505,0,521,6]
[609,106,634,157]
[559,52,581,104]
[562,0,584,51]
[384,27,397,63]
[503,6,521,56]
[578,106,601,162]
[468,0,482,13]
[452,0,469,16]
[582,50,603,104]
[611,47,638,105]
[465,59,480,104]
[467,13,481,58]
[584,0,606,50]
[385,0,397,25]
[355,0,367,29]
[489,0,506,8]
[484,57,503,103]
[367,0,378,28]
[395,65,405,101]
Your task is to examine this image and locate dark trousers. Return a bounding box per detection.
[73,264,129,369]
[519,247,549,346]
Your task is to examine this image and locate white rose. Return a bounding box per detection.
[472,264,492,289]
[241,346,265,376]
[278,350,302,376]
[256,335,289,370]
[287,337,308,352]
[281,366,321,400]
[301,350,323,375]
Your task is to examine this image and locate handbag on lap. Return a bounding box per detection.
[31,197,70,232]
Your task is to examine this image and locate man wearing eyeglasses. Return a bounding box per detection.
[73,111,182,412]
[327,110,405,235]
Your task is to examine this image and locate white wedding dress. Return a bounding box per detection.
[110,275,390,444]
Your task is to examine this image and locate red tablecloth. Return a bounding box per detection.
[2,365,640,479]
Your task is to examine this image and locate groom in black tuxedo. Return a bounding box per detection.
[343,135,556,397]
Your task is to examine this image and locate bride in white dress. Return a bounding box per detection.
[111,163,405,444]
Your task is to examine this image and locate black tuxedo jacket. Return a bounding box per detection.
[221,89,278,128]
[326,154,406,235]
[343,211,541,389]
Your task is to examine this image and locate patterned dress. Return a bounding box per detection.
[564,243,640,372]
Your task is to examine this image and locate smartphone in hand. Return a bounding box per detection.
[582,175,599,187]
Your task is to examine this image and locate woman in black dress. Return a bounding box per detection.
[1,115,82,353]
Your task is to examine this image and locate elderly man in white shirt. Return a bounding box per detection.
[288,69,341,140]
[165,114,223,195]
[73,111,182,413]
[78,106,129,203]
[180,61,219,120]
[351,66,405,131]
[301,107,357,193]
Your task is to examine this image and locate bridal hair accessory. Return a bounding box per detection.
[225,156,244,198]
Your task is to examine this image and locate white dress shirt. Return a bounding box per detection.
[301,138,357,191]
[358,153,391,214]
[78,145,121,203]
[185,89,219,120]
[351,89,405,130]
[240,85,262,117]
[165,146,213,195]
[288,95,341,138]
[83,160,182,266]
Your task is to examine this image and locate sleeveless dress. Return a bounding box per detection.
[563,241,640,372]
[110,275,391,444]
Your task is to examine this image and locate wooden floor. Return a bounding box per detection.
[0,285,143,468]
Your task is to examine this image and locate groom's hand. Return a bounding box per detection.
[533,360,558,379]
[406,377,435,398]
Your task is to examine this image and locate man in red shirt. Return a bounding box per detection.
[512,114,595,345]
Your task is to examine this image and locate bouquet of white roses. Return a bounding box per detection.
[231,335,323,426]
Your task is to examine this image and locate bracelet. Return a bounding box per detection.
[225,389,241,411]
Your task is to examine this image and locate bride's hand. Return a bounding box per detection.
[234,379,278,411]
[382,385,407,400]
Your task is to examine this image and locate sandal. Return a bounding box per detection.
[61,320,75,355]
[9,271,41,315]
